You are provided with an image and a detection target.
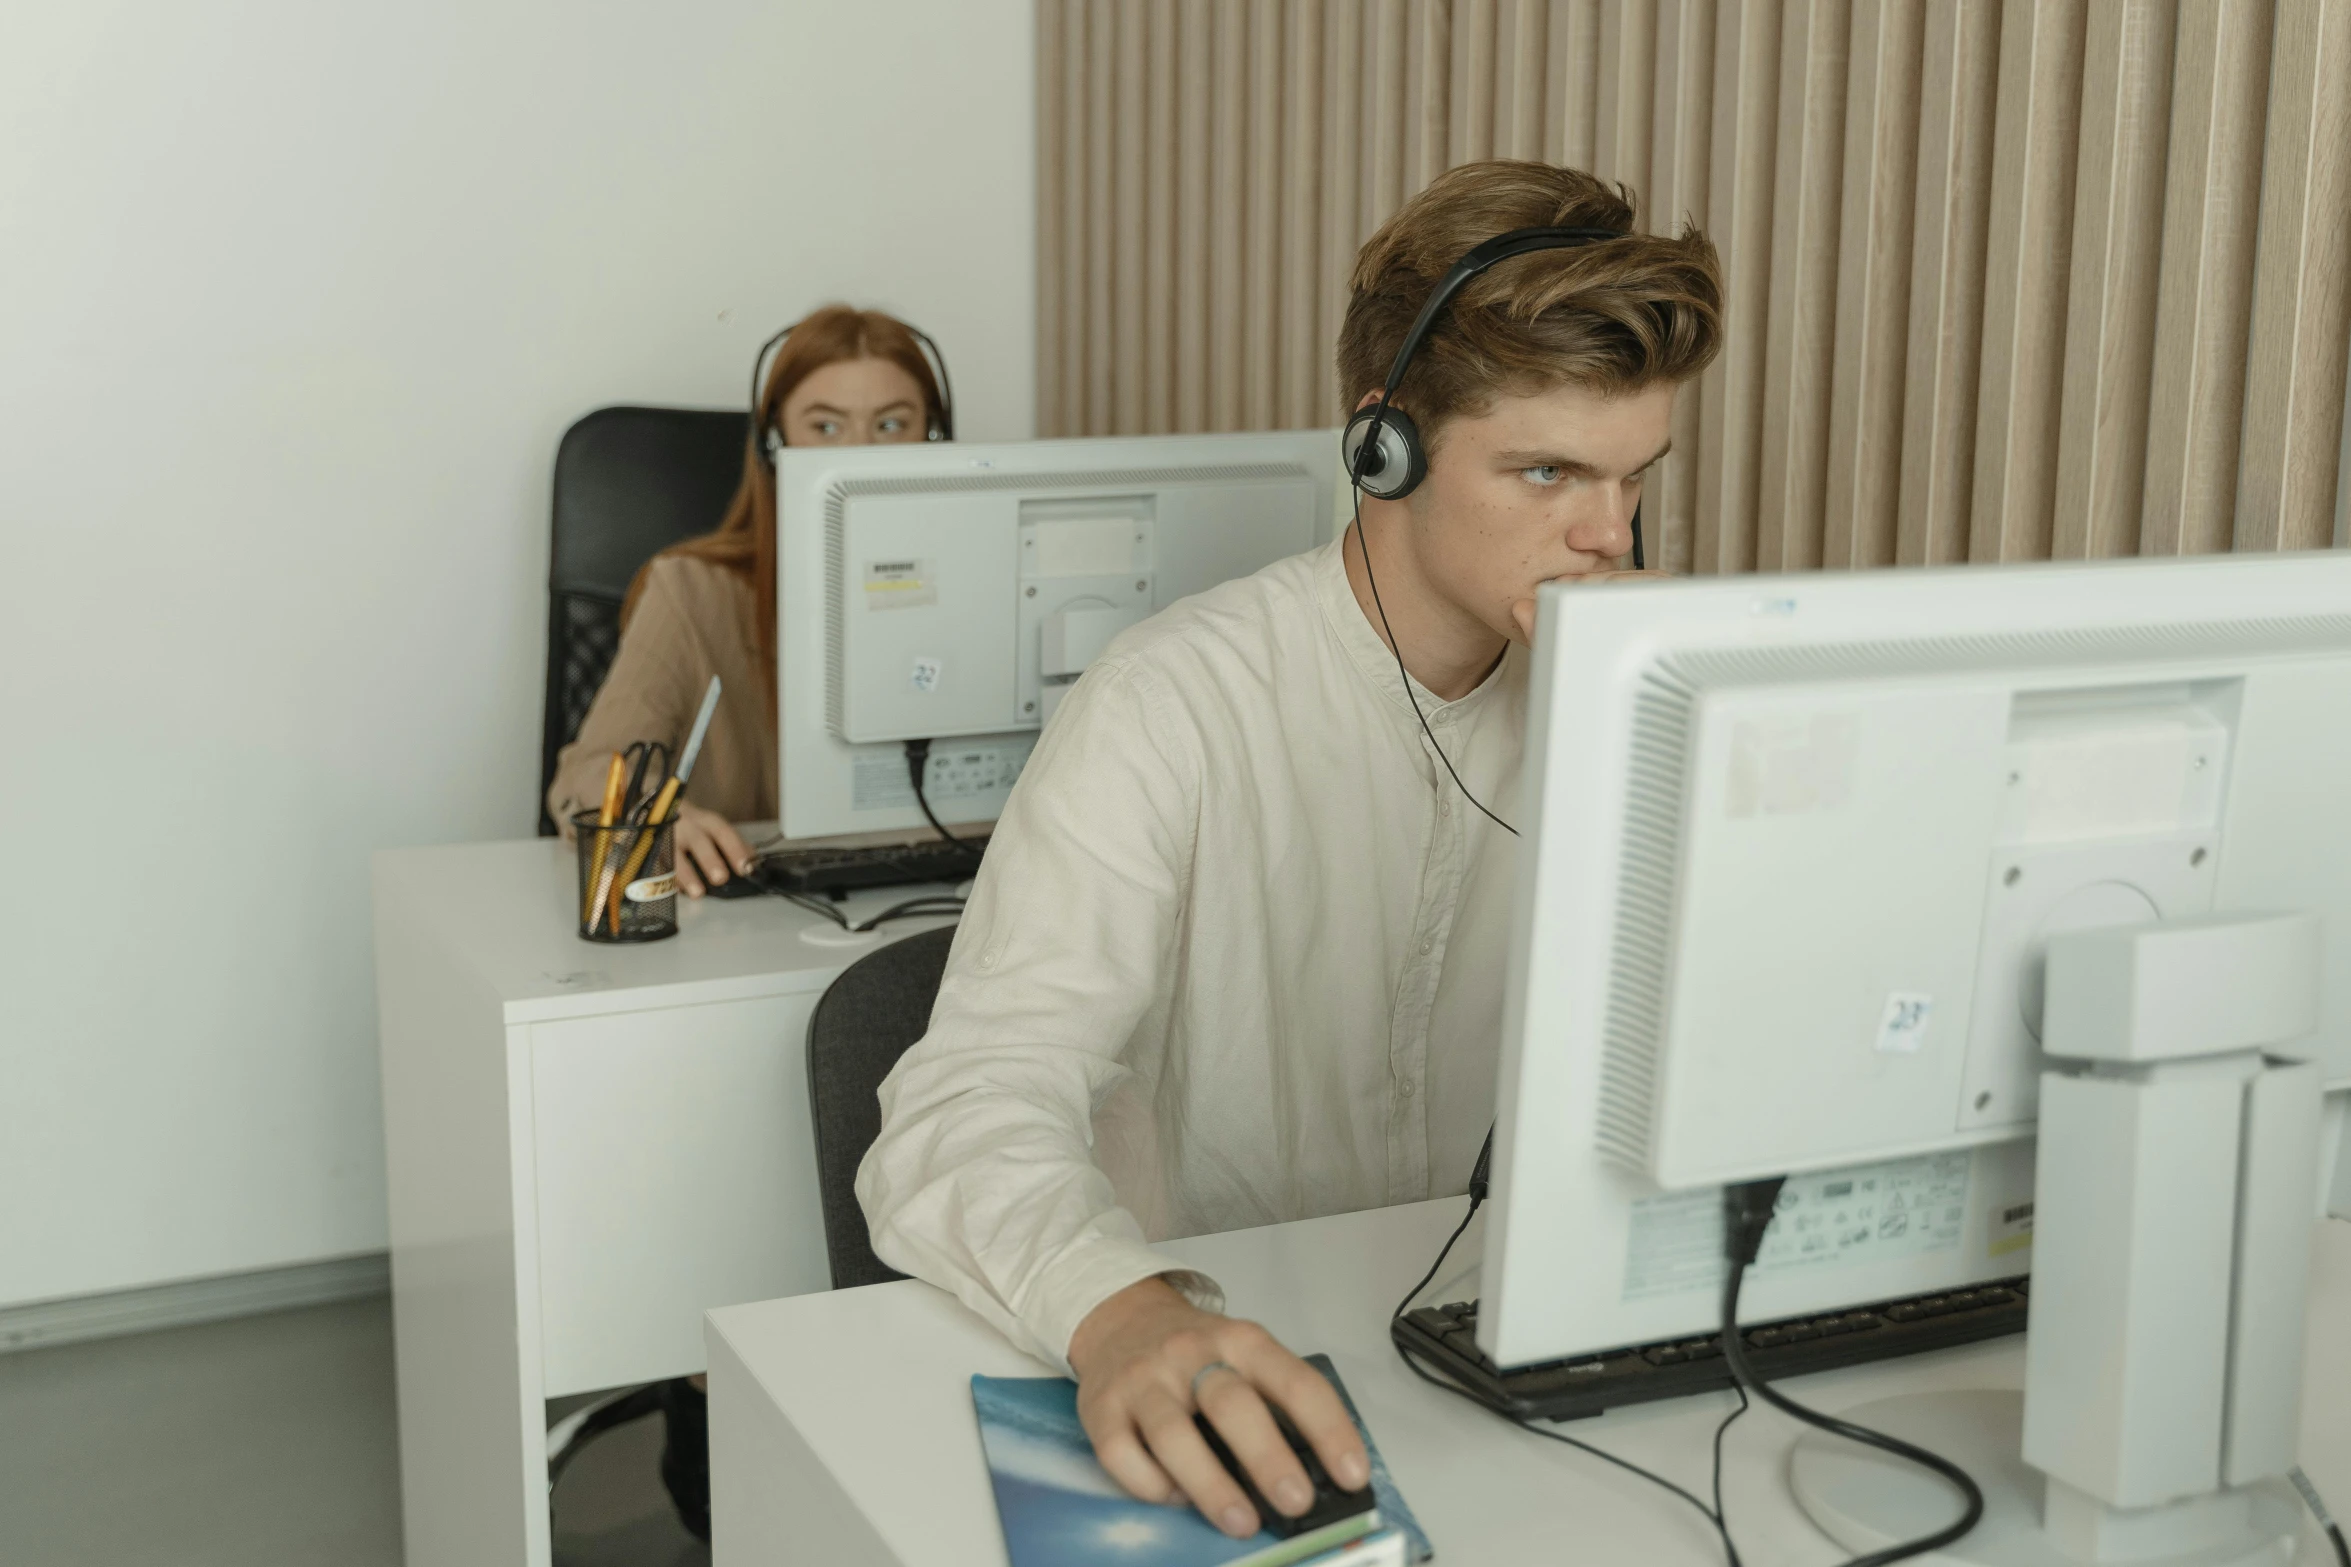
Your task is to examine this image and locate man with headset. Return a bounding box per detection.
[858,160,1723,1536]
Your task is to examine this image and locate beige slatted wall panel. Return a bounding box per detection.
[2235,0,2351,552]
[1036,0,2348,565]
[1693,0,1781,576]
[2050,0,2174,561]
[2142,0,2275,556]
[1970,0,2086,566]
[1820,0,1923,571]
[1895,0,2000,568]
[1645,0,1715,575]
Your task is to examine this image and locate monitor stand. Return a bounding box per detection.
[1791,913,2326,1567]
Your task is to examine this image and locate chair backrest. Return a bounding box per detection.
[540,405,748,834]
[806,926,959,1289]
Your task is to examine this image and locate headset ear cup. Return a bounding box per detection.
[1342,405,1427,501]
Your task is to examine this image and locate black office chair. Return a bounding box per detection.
[539,405,748,834]
[806,926,960,1289]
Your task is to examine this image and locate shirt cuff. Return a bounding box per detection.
[1025,1233,1228,1375]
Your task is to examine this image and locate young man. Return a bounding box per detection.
[857,160,1723,1537]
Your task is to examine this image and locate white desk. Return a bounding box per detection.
[706,1200,2351,1566]
[373,836,956,1567]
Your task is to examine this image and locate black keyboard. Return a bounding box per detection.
[711,836,989,899]
[1393,1276,2029,1423]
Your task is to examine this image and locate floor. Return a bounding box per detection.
[0,1296,706,1567]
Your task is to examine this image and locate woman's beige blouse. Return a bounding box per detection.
[547,554,776,833]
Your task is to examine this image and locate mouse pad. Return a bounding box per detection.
[970,1353,1431,1567]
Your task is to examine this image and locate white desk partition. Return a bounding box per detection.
[374,836,955,1567]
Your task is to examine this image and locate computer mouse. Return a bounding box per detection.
[1191,1405,1375,1539]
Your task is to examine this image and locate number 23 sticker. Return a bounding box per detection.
[1876,993,1933,1054]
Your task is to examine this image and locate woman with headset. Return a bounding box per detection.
[543,304,952,1541]
[546,303,954,897]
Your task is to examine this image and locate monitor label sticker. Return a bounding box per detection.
[1620,1151,1972,1301]
[1989,1197,2035,1259]
[863,558,937,610]
[852,741,1034,810]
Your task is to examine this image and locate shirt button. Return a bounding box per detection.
[1437,798,1450,817]
[1399,1080,1417,1098]
[1419,938,1434,956]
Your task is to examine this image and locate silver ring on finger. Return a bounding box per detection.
[1189,1359,1240,1405]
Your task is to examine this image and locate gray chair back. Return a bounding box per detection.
[806,926,959,1289]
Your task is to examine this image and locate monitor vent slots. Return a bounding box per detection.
[1594,663,1701,1175]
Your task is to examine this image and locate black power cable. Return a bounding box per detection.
[2292,1467,2351,1567]
[1390,1138,1747,1567]
[905,738,986,858]
[1719,1179,1984,1567]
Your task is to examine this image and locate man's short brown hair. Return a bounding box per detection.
[1336,161,1723,447]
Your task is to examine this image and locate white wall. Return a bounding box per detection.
[0,0,1035,1308]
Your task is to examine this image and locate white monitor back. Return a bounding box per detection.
[775,431,1342,844]
[1482,551,2351,1370]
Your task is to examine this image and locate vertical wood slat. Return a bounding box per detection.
[1646,0,1716,576]
[1498,0,1549,162]
[1321,0,1364,422]
[1038,0,2344,574]
[2141,0,2276,556]
[1969,0,2087,565]
[1208,0,1248,430]
[1820,0,1925,571]
[2049,0,2174,560]
[2234,0,2351,553]
[1244,0,1284,431]
[1035,0,1066,436]
[1083,0,1116,435]
[1895,0,2000,567]
[1754,0,1849,573]
[1114,1,1148,435]
[1454,0,1499,165]
[1553,0,1603,172]
[1280,0,1326,430]
[1593,0,1657,221]
[1175,0,1211,433]
[1692,0,1781,576]
[1144,0,1178,433]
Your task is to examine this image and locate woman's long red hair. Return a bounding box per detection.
[620,304,946,715]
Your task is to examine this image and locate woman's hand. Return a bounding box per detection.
[1067,1277,1369,1538]
[671,801,754,896]
[1510,567,1675,643]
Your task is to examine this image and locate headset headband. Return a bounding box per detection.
[1350,223,1641,566]
[749,314,957,460]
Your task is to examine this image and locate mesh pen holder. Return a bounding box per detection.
[573,811,679,943]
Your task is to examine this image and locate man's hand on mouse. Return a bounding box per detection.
[1509,566,1674,644]
[1068,1276,1370,1538]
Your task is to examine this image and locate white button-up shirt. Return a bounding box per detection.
[856,537,1524,1369]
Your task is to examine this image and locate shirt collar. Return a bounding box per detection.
[1312,533,1519,723]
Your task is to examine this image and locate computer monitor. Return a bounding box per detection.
[1482,550,2351,1375]
[771,431,1343,845]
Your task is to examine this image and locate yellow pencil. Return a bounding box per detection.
[606,775,683,935]
[581,753,628,928]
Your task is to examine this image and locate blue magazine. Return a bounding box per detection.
[971,1353,1432,1567]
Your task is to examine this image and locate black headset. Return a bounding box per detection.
[749,314,957,464]
[1340,223,1644,840]
[1340,224,1644,569]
